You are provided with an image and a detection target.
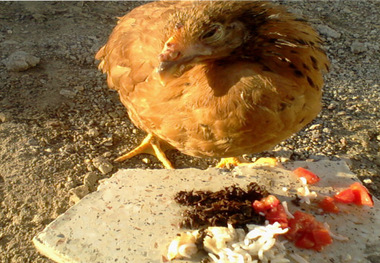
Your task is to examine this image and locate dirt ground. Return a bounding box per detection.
[0,1,379,262]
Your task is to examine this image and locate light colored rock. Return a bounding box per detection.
[86,128,99,137]
[32,214,45,225]
[316,24,341,38]
[3,51,40,71]
[142,157,151,164]
[309,124,322,130]
[351,41,367,54]
[68,185,89,205]
[0,112,10,122]
[59,89,77,98]
[74,85,84,92]
[83,172,99,191]
[92,157,113,174]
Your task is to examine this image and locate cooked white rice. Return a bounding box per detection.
[297,177,317,204]
[205,222,294,263]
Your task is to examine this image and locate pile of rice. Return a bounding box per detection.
[167,222,309,263]
[207,222,289,263]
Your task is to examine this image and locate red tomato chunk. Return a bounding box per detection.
[253,195,288,229]
[265,204,289,229]
[293,167,321,184]
[334,188,355,204]
[319,196,340,213]
[286,211,332,251]
[252,195,280,212]
[350,182,374,207]
[334,182,374,207]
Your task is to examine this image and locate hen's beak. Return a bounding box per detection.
[157,36,186,85]
[157,36,205,85]
[157,60,182,85]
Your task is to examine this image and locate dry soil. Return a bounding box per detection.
[0,1,379,262]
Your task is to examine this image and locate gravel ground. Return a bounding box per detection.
[0,1,379,262]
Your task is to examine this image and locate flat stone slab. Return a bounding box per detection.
[33,160,380,263]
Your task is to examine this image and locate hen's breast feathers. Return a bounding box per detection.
[96,1,329,158]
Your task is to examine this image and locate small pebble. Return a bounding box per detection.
[74,85,84,92]
[322,128,331,133]
[363,178,373,184]
[316,24,341,38]
[69,185,90,205]
[351,41,367,54]
[103,151,112,158]
[309,124,322,130]
[87,128,99,137]
[59,89,77,98]
[142,157,151,164]
[0,112,10,122]
[337,111,346,116]
[108,112,119,119]
[83,172,99,191]
[92,157,113,174]
[44,148,53,153]
[31,214,44,224]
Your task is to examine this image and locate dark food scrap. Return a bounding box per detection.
[175,182,269,229]
[291,196,302,207]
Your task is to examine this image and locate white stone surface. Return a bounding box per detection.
[33,160,380,263]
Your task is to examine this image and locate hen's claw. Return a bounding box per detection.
[115,134,174,169]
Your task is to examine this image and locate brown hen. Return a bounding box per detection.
[96,1,329,169]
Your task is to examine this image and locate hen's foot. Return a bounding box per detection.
[216,157,279,169]
[115,134,174,169]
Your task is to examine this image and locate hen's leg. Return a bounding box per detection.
[216,157,279,169]
[115,134,174,169]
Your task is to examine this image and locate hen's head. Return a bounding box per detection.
[158,1,268,84]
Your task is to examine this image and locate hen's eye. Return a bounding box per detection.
[200,23,224,43]
[202,27,219,39]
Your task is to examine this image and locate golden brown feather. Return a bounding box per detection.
[96,0,329,168]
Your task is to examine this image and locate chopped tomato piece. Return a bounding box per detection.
[286,211,332,251]
[334,188,355,203]
[350,182,374,207]
[295,233,315,249]
[312,229,332,248]
[252,195,280,213]
[319,197,339,213]
[253,195,288,229]
[293,167,320,184]
[286,211,313,240]
[265,204,288,229]
[334,182,374,207]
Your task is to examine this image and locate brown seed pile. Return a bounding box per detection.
[174,182,269,229]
